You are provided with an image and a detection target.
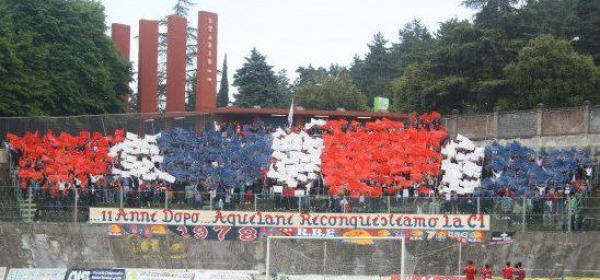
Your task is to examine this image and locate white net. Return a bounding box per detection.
[406,242,463,276]
[266,236,413,280]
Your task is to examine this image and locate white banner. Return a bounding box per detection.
[0,267,6,280]
[6,269,66,280]
[124,269,257,280]
[89,208,490,231]
[126,269,194,280]
[194,270,257,280]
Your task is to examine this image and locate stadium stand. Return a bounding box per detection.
[2,113,595,230]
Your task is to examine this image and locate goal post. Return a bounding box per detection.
[266,235,407,280]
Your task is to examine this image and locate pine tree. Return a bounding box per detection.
[233,48,289,108]
[349,33,395,107]
[217,54,229,107]
[577,0,600,65]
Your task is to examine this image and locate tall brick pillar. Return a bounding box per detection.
[111,23,131,113]
[138,20,159,113]
[195,11,218,135]
[166,15,187,113]
[196,11,218,112]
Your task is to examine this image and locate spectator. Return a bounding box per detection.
[340,196,350,213]
[245,187,253,205]
[185,181,196,209]
[225,189,232,210]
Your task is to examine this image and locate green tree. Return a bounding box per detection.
[391,20,435,72]
[350,33,395,107]
[576,0,600,65]
[275,69,292,106]
[216,54,229,107]
[294,73,367,111]
[0,0,132,117]
[516,0,579,39]
[233,48,289,108]
[294,64,347,86]
[295,65,328,85]
[504,35,600,108]
[404,18,516,113]
[463,0,520,36]
[391,65,430,113]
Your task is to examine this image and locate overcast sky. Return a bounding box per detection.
[101,0,474,92]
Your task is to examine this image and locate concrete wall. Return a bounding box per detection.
[446,104,600,160]
[0,222,599,277]
[447,104,597,140]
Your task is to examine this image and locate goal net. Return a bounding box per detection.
[266,235,413,280]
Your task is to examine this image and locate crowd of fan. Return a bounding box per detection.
[4,119,596,226]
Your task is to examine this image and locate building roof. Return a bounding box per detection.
[209,106,408,120]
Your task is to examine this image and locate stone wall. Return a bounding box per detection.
[447,104,600,141]
[0,222,599,277]
[445,104,600,160]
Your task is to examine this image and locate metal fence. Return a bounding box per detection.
[3,185,598,232]
[1,105,599,141]
[0,113,218,139]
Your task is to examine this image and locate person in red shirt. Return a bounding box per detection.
[481,264,493,280]
[517,262,526,280]
[502,262,513,280]
[463,260,477,280]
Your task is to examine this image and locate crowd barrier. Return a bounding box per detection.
[3,185,598,232]
[2,268,600,280]
[3,268,259,280]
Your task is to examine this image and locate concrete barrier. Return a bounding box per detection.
[0,222,599,277]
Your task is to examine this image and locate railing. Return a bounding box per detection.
[1,185,598,232]
[0,113,218,140]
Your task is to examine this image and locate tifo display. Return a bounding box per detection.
[6,113,593,204]
[321,116,446,197]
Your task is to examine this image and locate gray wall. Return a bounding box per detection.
[0,222,599,277]
[446,104,598,140]
[446,104,600,159]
